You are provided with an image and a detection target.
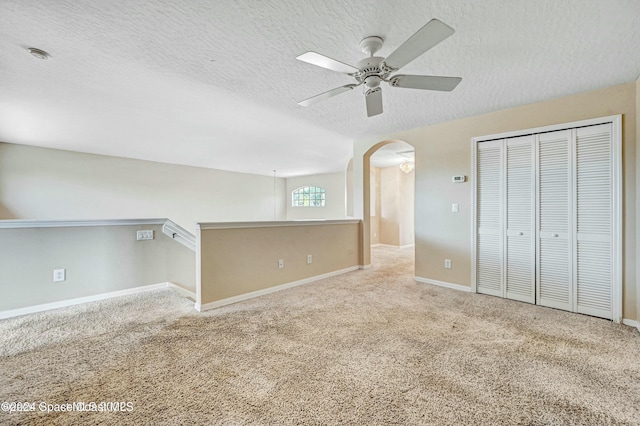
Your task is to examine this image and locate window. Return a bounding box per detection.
[292,186,326,207]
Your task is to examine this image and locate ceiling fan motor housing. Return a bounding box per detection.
[355,56,391,89]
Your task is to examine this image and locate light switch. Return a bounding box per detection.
[452,203,459,213]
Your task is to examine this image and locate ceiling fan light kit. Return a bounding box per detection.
[296,19,462,117]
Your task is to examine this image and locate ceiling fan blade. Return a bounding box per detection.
[296,52,359,74]
[365,88,383,117]
[298,84,357,107]
[390,75,462,91]
[383,19,455,71]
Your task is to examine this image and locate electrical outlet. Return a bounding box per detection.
[278,259,284,269]
[307,255,312,264]
[53,268,66,282]
[137,230,154,240]
[444,259,452,269]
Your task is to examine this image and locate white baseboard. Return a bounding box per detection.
[196,266,359,312]
[414,276,472,293]
[0,282,190,320]
[359,264,372,270]
[168,283,196,300]
[622,318,640,332]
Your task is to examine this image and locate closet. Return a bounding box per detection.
[473,116,621,321]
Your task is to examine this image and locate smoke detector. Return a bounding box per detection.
[28,47,50,60]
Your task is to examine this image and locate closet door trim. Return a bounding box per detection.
[611,117,622,322]
[471,115,622,322]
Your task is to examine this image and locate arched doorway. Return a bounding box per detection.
[361,140,415,267]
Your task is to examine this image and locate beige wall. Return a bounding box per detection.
[379,166,415,246]
[354,82,637,321]
[0,223,195,312]
[285,172,346,220]
[198,222,360,306]
[0,143,287,230]
[346,159,354,217]
[370,167,380,244]
[369,165,415,247]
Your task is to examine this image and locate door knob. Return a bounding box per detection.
[518,231,524,236]
[552,233,559,237]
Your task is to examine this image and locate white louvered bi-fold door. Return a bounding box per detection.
[475,117,619,321]
[505,136,535,303]
[575,124,613,319]
[476,140,503,297]
[537,130,573,312]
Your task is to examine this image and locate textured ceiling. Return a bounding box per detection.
[1,0,639,177]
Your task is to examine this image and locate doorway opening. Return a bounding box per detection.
[363,140,415,267]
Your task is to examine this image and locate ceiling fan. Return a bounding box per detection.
[296,19,461,117]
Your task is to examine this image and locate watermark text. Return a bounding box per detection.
[1,401,133,414]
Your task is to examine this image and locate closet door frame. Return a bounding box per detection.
[471,115,622,322]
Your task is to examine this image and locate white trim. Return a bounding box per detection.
[197,219,360,230]
[196,266,359,311]
[414,276,472,292]
[570,129,577,312]
[162,219,196,252]
[471,115,623,143]
[359,264,372,270]
[0,282,175,320]
[500,137,507,299]
[611,116,623,323]
[470,138,477,293]
[622,319,640,332]
[167,283,196,300]
[195,228,203,309]
[0,218,166,229]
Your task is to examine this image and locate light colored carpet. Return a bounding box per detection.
[1,245,639,425]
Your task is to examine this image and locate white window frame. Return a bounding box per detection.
[292,186,326,207]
